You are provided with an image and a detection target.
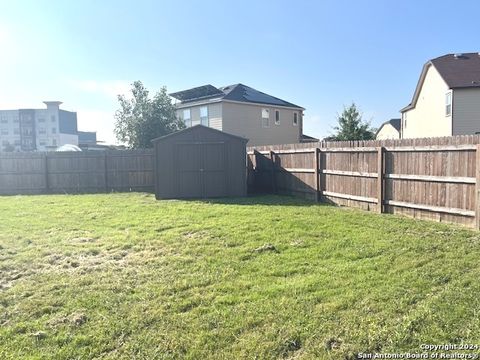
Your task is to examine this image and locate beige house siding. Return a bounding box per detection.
[376,123,400,140]
[221,101,302,146]
[452,88,480,135]
[176,103,222,131]
[402,65,452,138]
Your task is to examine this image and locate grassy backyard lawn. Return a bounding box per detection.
[1,193,480,359]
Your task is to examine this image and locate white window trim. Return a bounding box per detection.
[293,112,298,126]
[445,91,452,117]
[183,109,192,127]
[261,108,270,128]
[274,110,280,125]
[200,106,209,126]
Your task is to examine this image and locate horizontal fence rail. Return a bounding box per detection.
[0,150,154,195]
[248,136,480,229]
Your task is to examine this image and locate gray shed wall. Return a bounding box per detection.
[153,126,247,199]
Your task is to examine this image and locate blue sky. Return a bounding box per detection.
[1,0,479,143]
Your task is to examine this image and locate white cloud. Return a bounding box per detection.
[72,80,132,99]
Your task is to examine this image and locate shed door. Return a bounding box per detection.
[175,141,227,198]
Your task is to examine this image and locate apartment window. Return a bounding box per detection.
[1,129,8,135]
[39,140,47,146]
[38,118,45,123]
[293,112,298,126]
[52,139,57,146]
[13,117,19,123]
[445,92,452,116]
[2,140,9,146]
[0,118,7,124]
[200,106,208,126]
[51,127,57,134]
[14,140,20,146]
[274,110,280,125]
[183,109,191,127]
[262,108,270,128]
[51,115,56,122]
[38,128,46,135]
[13,128,20,135]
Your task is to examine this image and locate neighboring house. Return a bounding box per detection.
[300,134,319,143]
[401,53,480,138]
[0,101,79,152]
[376,118,400,140]
[169,84,306,146]
[78,131,97,146]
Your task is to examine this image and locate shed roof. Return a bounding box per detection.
[151,125,249,143]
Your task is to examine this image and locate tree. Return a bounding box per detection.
[114,81,185,148]
[325,103,376,141]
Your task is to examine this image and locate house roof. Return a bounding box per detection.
[300,134,319,143]
[170,83,304,109]
[375,118,400,137]
[401,53,480,112]
[431,53,480,89]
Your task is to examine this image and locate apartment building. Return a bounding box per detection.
[0,101,79,151]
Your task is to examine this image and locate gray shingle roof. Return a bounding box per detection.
[170,84,304,109]
[431,53,480,88]
[401,52,480,112]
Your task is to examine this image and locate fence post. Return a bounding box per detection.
[476,145,480,229]
[270,150,277,194]
[377,147,384,213]
[44,152,49,194]
[314,148,320,202]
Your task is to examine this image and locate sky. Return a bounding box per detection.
[1,0,480,144]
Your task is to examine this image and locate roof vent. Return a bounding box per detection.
[454,53,464,59]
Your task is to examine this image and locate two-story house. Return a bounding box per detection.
[169,84,305,146]
[401,53,480,138]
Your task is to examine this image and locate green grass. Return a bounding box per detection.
[1,193,480,359]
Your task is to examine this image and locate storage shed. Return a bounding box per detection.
[152,125,248,199]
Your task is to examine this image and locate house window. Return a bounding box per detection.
[403,112,407,128]
[51,127,57,134]
[293,112,298,126]
[183,109,191,127]
[200,106,208,126]
[262,108,270,128]
[275,110,280,125]
[446,92,452,116]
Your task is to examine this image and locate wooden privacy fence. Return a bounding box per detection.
[0,150,154,195]
[248,143,480,229]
